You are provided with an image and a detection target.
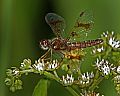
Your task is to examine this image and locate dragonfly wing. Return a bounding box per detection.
[45,13,66,38]
[69,10,94,42]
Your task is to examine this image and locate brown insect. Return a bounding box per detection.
[40,11,103,60]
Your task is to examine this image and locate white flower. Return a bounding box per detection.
[96,58,103,68]
[102,31,109,37]
[20,59,32,69]
[101,64,110,75]
[78,72,94,85]
[101,31,120,48]
[61,74,74,85]
[117,66,120,74]
[110,64,116,71]
[101,31,114,38]
[109,37,120,48]
[80,91,104,96]
[95,58,112,76]
[11,67,20,76]
[47,59,59,70]
[92,46,104,54]
[12,69,19,75]
[89,72,94,78]
[113,75,120,83]
[32,59,45,71]
[97,46,104,52]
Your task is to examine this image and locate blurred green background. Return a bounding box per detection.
[0,0,120,96]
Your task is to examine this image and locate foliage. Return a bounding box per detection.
[5,31,120,96]
[4,10,120,96]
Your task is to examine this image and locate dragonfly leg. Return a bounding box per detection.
[50,49,53,61]
[40,49,51,59]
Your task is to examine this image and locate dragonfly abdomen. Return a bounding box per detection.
[68,39,103,50]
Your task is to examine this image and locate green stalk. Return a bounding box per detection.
[89,76,104,91]
[44,71,80,96]
[44,71,60,81]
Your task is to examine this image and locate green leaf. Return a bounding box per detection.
[32,79,48,96]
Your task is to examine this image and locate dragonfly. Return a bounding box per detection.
[39,10,103,73]
[40,11,103,52]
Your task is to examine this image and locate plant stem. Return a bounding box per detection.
[53,70,59,78]
[44,71,80,96]
[89,76,104,90]
[44,71,60,81]
[20,69,34,74]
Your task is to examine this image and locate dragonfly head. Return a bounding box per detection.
[39,39,51,50]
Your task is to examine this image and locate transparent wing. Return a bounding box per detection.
[68,10,94,42]
[45,13,66,38]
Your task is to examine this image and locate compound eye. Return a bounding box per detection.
[40,40,50,50]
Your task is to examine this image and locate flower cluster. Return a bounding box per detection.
[80,91,104,96]
[117,66,120,74]
[114,75,120,83]
[102,31,120,49]
[32,59,60,72]
[77,72,94,87]
[20,59,32,70]
[95,58,115,76]
[5,58,60,92]
[5,31,120,95]
[47,59,59,70]
[112,65,120,94]
[113,75,120,94]
[109,37,120,48]
[5,67,22,92]
[32,59,45,72]
[93,31,120,55]
[6,67,20,77]
[61,74,74,86]
[92,46,104,54]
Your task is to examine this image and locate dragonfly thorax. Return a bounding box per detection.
[51,38,68,50]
